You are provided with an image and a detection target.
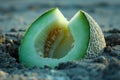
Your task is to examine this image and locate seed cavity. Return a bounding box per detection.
[34,26,74,59]
[44,28,62,57]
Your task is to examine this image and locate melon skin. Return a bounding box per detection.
[81,11,106,59]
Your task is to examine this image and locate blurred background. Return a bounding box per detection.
[0,0,120,32]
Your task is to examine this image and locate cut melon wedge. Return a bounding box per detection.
[19,8,106,68]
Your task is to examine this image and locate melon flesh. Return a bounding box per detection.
[19,8,90,68]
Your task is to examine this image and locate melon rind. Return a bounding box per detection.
[81,11,106,58]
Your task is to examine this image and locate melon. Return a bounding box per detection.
[19,8,106,68]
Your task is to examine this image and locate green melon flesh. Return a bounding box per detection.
[19,8,90,68]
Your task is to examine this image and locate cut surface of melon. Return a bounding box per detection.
[19,8,104,68]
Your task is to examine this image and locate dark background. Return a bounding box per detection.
[0,0,120,32]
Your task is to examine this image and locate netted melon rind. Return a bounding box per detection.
[81,11,106,59]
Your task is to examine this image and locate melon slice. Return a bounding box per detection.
[19,8,106,68]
